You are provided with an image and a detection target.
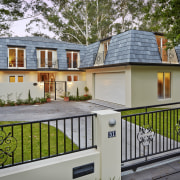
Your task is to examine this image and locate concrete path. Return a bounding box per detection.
[88,99,125,110]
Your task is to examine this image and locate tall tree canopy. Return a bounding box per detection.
[0,0,26,36]
[141,0,180,47]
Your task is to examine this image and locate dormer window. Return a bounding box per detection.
[8,47,26,68]
[94,38,111,66]
[156,35,178,63]
[66,51,79,69]
[37,49,58,68]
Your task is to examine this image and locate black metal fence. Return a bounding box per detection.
[118,103,180,171]
[0,114,96,169]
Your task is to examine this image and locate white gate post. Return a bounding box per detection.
[92,109,121,180]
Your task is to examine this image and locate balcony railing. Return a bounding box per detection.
[37,58,59,69]
[94,51,106,66]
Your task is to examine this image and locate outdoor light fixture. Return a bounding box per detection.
[33,82,38,86]
[109,119,116,127]
[39,82,44,87]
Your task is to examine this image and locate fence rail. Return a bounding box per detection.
[0,114,96,169]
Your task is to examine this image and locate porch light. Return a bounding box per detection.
[109,119,116,127]
[67,81,73,86]
[39,82,44,87]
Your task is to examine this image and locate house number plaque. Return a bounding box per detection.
[108,131,116,138]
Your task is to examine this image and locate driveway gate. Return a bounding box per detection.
[117,102,180,172]
[44,81,66,100]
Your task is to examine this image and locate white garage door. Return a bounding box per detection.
[95,73,126,105]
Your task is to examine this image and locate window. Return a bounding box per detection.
[37,49,57,68]
[157,72,171,99]
[67,75,79,81]
[9,75,24,83]
[9,76,15,83]
[8,47,26,68]
[66,51,79,68]
[103,39,110,59]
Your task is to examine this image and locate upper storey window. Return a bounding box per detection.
[8,47,26,68]
[156,36,168,62]
[94,38,111,66]
[66,51,79,69]
[156,35,178,63]
[37,49,58,69]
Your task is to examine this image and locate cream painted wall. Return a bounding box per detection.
[56,71,86,81]
[131,66,180,107]
[0,82,44,101]
[0,71,38,83]
[85,66,132,107]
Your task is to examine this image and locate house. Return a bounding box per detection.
[80,30,180,107]
[0,37,87,100]
[0,30,180,107]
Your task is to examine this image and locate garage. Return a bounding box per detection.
[94,72,126,105]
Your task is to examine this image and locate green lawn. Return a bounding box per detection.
[121,107,180,142]
[0,121,78,167]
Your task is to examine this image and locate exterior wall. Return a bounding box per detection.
[85,66,132,107]
[0,150,100,180]
[0,82,44,101]
[67,81,87,96]
[131,66,180,107]
[0,71,38,83]
[56,71,86,81]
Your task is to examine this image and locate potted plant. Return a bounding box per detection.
[64,92,70,102]
[46,93,51,102]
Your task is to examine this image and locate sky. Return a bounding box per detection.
[9,0,53,37]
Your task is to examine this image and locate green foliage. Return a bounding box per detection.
[16,99,24,105]
[141,0,180,48]
[45,92,51,98]
[84,86,89,94]
[69,94,92,101]
[0,99,5,107]
[76,87,79,98]
[28,89,32,103]
[0,0,26,36]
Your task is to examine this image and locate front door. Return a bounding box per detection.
[38,73,55,93]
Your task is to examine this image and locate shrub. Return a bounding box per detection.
[0,99,5,107]
[16,99,24,105]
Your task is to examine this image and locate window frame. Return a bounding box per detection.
[157,72,171,99]
[37,49,57,68]
[8,47,26,69]
[67,75,79,82]
[66,51,80,69]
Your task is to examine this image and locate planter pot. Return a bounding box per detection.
[64,97,69,102]
[46,98,51,102]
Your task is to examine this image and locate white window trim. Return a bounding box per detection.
[37,49,57,68]
[67,51,80,69]
[67,75,79,82]
[8,47,26,69]
[9,75,24,83]
[157,72,171,100]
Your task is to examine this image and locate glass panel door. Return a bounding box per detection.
[9,49,16,67]
[67,52,72,68]
[18,49,24,67]
[48,51,52,67]
[40,51,46,67]
[73,53,78,68]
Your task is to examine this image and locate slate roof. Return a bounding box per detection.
[1,30,180,70]
[80,41,100,68]
[80,30,164,68]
